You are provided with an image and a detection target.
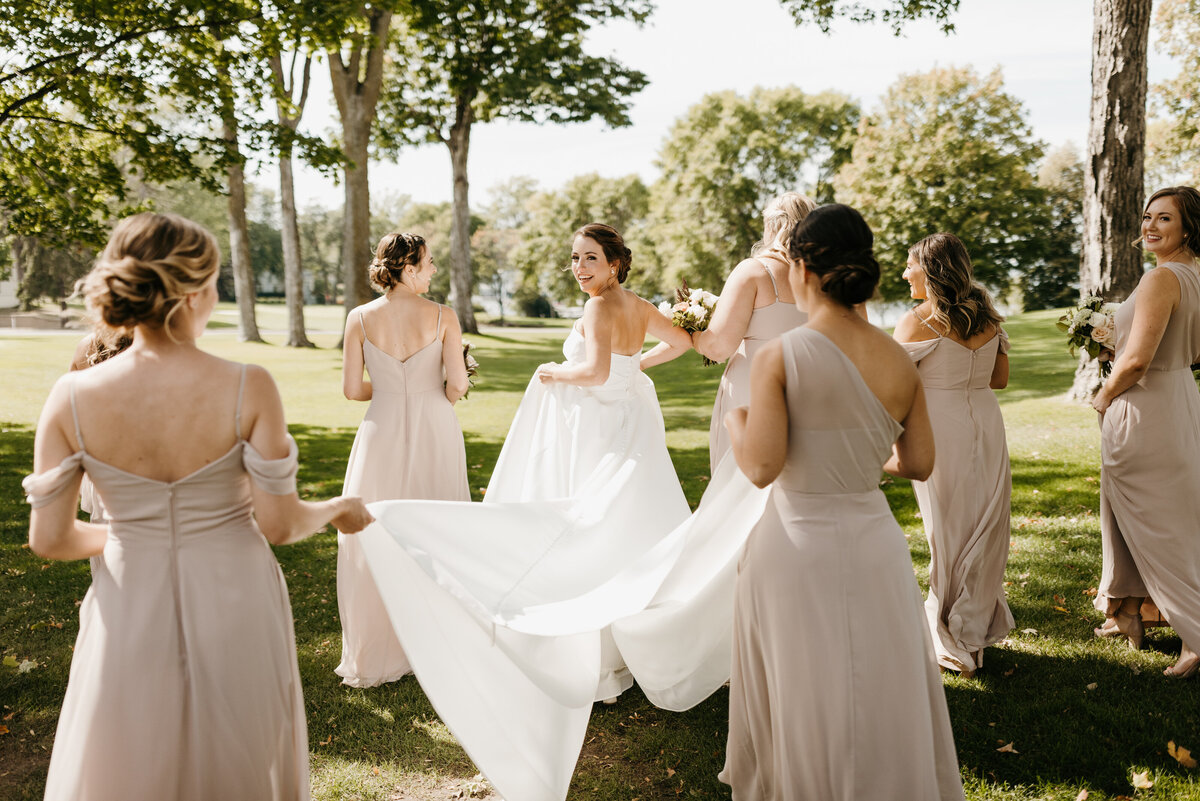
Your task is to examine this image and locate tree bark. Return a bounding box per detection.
[269,51,314,348]
[328,8,392,325]
[218,56,262,343]
[447,97,478,334]
[1071,0,1152,401]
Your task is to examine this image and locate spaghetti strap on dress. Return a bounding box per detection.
[23,368,310,801]
[335,303,469,687]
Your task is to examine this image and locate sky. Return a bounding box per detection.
[276,0,1178,213]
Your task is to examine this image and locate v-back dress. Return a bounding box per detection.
[721,327,964,801]
[1096,262,1200,647]
[22,369,309,801]
[902,323,1014,673]
[336,307,469,687]
[709,260,806,473]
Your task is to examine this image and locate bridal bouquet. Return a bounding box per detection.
[658,282,719,366]
[462,341,479,398]
[1057,296,1118,377]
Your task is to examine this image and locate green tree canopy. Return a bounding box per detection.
[834,66,1046,301]
[1147,0,1200,187]
[1020,144,1083,311]
[513,173,656,305]
[777,0,959,33]
[648,87,859,291]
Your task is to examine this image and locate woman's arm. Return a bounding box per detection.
[27,379,108,559]
[892,310,935,344]
[725,341,789,487]
[1092,268,1180,413]
[342,311,372,402]
[692,261,760,363]
[883,372,934,481]
[244,366,373,544]
[538,297,613,386]
[641,302,695,369]
[441,308,470,403]
[990,352,1010,389]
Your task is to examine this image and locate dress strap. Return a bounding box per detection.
[914,312,941,337]
[234,364,248,440]
[760,259,781,301]
[436,305,444,340]
[68,375,85,451]
[358,312,367,338]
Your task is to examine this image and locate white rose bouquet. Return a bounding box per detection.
[658,281,719,366]
[1056,296,1119,377]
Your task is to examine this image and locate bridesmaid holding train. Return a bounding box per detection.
[335,232,471,687]
[893,232,1014,677]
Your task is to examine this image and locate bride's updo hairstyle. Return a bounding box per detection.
[573,223,632,283]
[787,204,879,306]
[369,232,427,291]
[755,191,817,256]
[83,212,220,336]
[908,233,1003,340]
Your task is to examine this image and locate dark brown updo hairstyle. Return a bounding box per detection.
[82,212,220,338]
[369,232,427,291]
[786,204,879,306]
[573,223,632,283]
[908,233,1003,340]
[1143,186,1200,256]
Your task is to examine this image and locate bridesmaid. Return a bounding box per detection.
[335,232,471,687]
[892,233,1014,677]
[1091,185,1200,678]
[721,204,964,800]
[24,212,371,801]
[692,192,814,473]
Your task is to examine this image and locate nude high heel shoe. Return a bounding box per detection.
[1165,647,1199,679]
[1114,609,1143,651]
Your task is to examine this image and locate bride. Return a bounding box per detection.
[358,223,771,801]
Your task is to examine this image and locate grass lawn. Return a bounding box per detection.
[2,307,1200,799]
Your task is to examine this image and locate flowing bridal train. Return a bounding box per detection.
[357,329,772,800]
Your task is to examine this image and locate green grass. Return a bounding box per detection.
[2,307,1200,799]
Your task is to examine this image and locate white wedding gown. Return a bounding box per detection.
[359,325,771,801]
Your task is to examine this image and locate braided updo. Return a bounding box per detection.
[756,191,817,255]
[369,232,427,291]
[82,213,220,335]
[573,223,632,283]
[787,204,880,307]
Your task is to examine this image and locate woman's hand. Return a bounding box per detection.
[1092,391,1111,415]
[536,362,560,384]
[331,496,374,534]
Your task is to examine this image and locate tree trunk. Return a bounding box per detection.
[219,59,262,344]
[270,51,314,348]
[1071,0,1151,401]
[327,8,393,331]
[448,100,478,334]
[279,154,312,347]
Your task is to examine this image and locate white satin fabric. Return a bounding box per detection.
[358,327,770,801]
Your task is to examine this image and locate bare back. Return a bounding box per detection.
[577,287,656,356]
[66,348,248,483]
[896,302,1000,351]
[357,293,444,361]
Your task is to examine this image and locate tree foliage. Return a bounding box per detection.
[776,0,960,33]
[513,173,656,305]
[1148,0,1200,187]
[1020,145,1083,311]
[834,67,1046,301]
[649,87,859,291]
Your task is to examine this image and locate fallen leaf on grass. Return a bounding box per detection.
[317,735,332,746]
[1131,770,1153,789]
[1003,666,1016,677]
[372,767,380,776]
[1054,594,1067,605]
[1084,587,1099,597]
[1075,790,1089,801]
[1021,628,1038,635]
[17,659,36,673]
[1054,606,1071,613]
[1168,741,1197,768]
[1086,683,1098,691]
[666,767,675,778]
[0,725,8,735]
[997,742,1018,753]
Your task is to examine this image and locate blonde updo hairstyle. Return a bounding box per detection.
[755,192,818,256]
[369,232,427,292]
[82,212,220,340]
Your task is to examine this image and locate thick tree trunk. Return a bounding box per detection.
[270,51,314,348]
[219,58,262,344]
[448,108,478,334]
[328,9,392,330]
[1071,0,1151,401]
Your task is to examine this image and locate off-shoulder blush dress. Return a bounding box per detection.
[902,324,1014,674]
[23,369,310,801]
